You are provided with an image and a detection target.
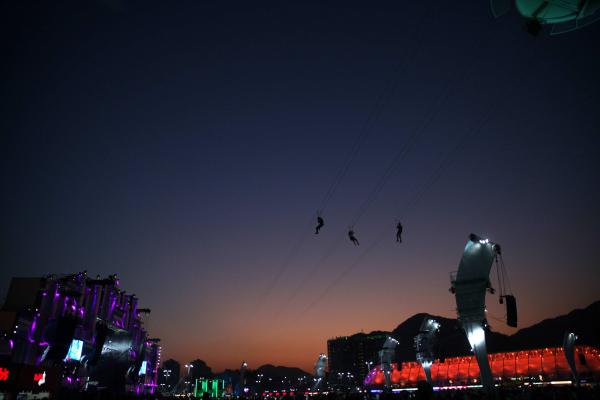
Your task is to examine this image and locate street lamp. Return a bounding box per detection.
[184,364,194,376]
[365,361,373,377]
[184,365,194,393]
[163,369,172,389]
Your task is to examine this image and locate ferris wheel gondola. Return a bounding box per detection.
[490,0,600,35]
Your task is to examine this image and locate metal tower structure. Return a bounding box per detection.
[379,337,399,388]
[563,332,578,383]
[313,353,327,391]
[450,233,500,391]
[414,318,440,384]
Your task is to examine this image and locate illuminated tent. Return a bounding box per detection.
[364,346,600,388]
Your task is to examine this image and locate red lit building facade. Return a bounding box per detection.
[364,346,600,387]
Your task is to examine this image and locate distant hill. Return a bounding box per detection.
[388,300,600,362]
[344,330,391,340]
[255,364,312,379]
[508,300,600,350]
[212,302,599,375]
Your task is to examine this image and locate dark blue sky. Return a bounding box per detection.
[1,1,599,371]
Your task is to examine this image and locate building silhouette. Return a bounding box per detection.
[327,331,391,386]
[160,359,181,391]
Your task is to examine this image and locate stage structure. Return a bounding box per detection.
[414,318,440,384]
[379,337,399,388]
[313,354,327,391]
[0,272,159,397]
[450,233,517,391]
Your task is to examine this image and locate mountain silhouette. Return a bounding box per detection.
[387,300,599,362]
[255,364,312,380]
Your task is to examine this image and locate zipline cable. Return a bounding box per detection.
[299,27,533,315]
[317,3,433,214]
[274,234,346,315]
[347,31,493,230]
[300,92,509,316]
[273,19,494,316]
[251,217,315,313]
[251,4,432,315]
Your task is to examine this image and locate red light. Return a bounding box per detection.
[364,345,600,387]
[33,373,44,382]
[0,368,9,381]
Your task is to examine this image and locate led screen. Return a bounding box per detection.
[138,360,147,376]
[65,339,83,361]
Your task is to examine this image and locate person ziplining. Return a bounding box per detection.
[396,222,403,243]
[315,216,324,234]
[348,230,360,246]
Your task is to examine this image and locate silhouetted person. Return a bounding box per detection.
[396,222,403,243]
[315,216,324,234]
[348,230,359,246]
[416,380,433,400]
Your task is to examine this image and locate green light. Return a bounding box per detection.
[211,379,219,397]
[193,378,224,398]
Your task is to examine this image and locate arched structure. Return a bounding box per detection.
[414,318,440,384]
[563,332,578,383]
[313,353,327,391]
[450,233,499,391]
[379,337,399,388]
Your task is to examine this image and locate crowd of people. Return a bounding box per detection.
[305,385,600,400]
[40,383,600,399]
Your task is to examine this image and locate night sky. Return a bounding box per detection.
[1,1,599,372]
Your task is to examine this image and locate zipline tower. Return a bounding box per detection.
[450,233,517,391]
[379,337,399,388]
[414,318,440,385]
